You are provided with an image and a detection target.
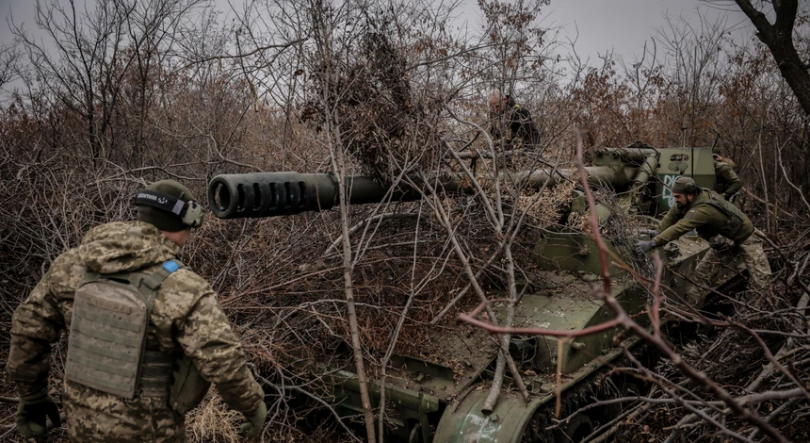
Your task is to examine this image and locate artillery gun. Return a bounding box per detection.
[208,145,746,442]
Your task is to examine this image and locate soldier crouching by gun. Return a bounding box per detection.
[7,180,267,442]
[635,177,771,307]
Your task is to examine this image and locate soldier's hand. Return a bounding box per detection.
[16,386,61,438]
[635,240,656,255]
[638,229,659,237]
[241,401,267,438]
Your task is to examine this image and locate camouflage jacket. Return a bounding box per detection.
[714,161,742,198]
[653,190,755,246]
[8,221,263,416]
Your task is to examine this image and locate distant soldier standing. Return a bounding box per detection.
[712,153,742,200]
[488,90,541,150]
[636,177,771,307]
[7,180,267,442]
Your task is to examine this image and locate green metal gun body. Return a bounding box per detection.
[206,145,731,443]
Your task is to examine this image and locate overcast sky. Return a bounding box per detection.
[0,0,755,67]
[544,0,751,63]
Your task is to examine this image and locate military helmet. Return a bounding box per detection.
[136,180,204,232]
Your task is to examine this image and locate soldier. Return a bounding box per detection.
[488,90,541,150]
[635,176,771,307]
[7,180,267,442]
[712,153,742,200]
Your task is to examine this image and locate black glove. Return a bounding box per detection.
[16,386,61,438]
[241,401,267,438]
[635,240,656,255]
[638,229,659,237]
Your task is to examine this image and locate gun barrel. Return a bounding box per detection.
[208,164,641,219]
[208,172,425,219]
[502,165,631,190]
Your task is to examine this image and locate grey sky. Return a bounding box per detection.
[544,0,751,63]
[0,0,752,60]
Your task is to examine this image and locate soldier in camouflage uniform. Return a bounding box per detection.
[488,90,541,150]
[7,180,267,442]
[635,177,771,307]
[712,153,742,200]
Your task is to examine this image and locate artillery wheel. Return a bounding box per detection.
[518,351,657,443]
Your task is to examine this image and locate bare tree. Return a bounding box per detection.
[10,0,209,164]
[729,0,810,117]
[0,44,19,91]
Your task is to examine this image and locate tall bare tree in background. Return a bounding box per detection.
[730,0,810,117]
[10,0,212,165]
[0,45,19,89]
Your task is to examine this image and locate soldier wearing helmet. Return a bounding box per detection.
[635,176,771,307]
[7,180,267,442]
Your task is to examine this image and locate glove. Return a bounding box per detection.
[241,401,267,438]
[635,240,656,255]
[638,229,659,237]
[16,386,61,438]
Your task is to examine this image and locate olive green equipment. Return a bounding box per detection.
[241,401,268,438]
[15,386,61,438]
[208,144,750,442]
[170,354,211,414]
[65,259,210,412]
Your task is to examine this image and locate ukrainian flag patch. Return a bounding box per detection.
[162,260,180,273]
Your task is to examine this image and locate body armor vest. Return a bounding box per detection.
[693,191,749,240]
[65,260,183,398]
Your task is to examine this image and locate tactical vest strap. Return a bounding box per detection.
[141,260,184,292]
[140,350,174,397]
[137,260,185,397]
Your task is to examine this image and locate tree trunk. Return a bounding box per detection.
[734,0,810,117]
[758,27,810,117]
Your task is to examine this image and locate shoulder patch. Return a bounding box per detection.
[685,210,696,219]
[162,260,180,273]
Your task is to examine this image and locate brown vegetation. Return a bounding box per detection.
[1,0,810,442]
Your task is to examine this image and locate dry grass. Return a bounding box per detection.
[186,390,244,443]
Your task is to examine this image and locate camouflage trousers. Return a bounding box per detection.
[687,231,772,307]
[63,381,187,443]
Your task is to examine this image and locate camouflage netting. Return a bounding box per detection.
[304,29,447,186]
